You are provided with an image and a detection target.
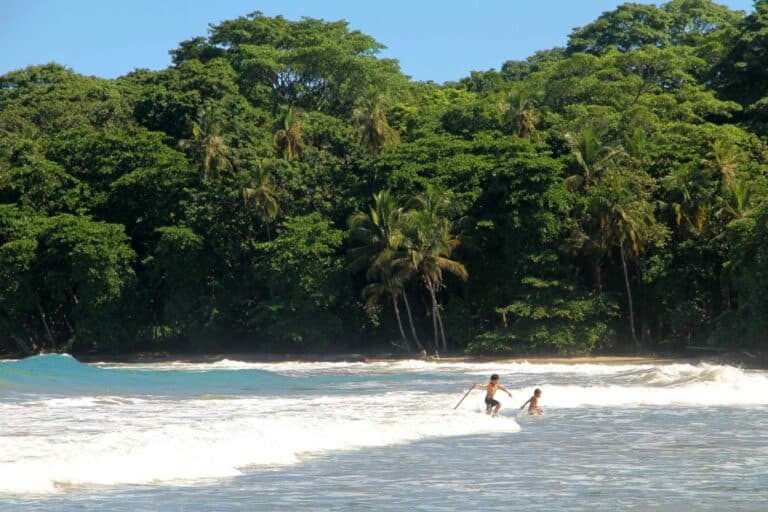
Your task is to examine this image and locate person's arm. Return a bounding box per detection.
[498,384,513,397]
[519,398,531,410]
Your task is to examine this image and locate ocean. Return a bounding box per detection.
[1,354,767,511]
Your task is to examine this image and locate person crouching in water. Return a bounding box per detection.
[474,374,512,417]
[520,388,543,415]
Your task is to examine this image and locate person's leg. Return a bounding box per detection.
[493,403,501,417]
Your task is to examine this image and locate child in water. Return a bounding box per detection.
[520,388,543,415]
[474,374,512,417]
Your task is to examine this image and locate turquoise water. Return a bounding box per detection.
[1,354,767,510]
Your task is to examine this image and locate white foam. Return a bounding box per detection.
[4,360,767,494]
[522,381,768,408]
[632,363,754,386]
[18,396,143,408]
[0,392,519,494]
[512,363,768,408]
[94,358,654,376]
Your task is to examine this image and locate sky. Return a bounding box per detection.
[0,0,757,83]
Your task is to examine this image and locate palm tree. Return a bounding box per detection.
[353,91,400,155]
[564,127,625,192]
[591,172,666,347]
[348,190,404,271]
[243,166,280,240]
[275,108,305,161]
[710,140,753,227]
[182,107,234,180]
[564,127,628,294]
[662,162,714,237]
[504,92,537,139]
[348,191,424,351]
[623,127,652,166]
[710,139,744,187]
[362,262,412,352]
[396,188,468,352]
[610,204,649,345]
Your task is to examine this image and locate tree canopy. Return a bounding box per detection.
[2,1,767,356]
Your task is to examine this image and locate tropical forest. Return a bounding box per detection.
[2,0,768,356]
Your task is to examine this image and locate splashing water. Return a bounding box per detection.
[1,354,767,511]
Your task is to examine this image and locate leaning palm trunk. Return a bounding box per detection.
[11,336,33,356]
[391,292,411,352]
[402,293,424,351]
[37,304,55,350]
[425,279,440,351]
[435,302,448,353]
[619,244,638,348]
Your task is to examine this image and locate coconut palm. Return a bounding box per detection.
[396,188,468,352]
[353,91,400,155]
[623,127,651,164]
[715,179,753,223]
[504,92,537,139]
[348,191,423,351]
[348,190,404,272]
[243,166,280,240]
[662,162,715,236]
[183,107,233,180]
[563,128,630,294]
[609,204,650,344]
[564,127,626,192]
[591,172,666,346]
[275,108,305,161]
[710,139,744,187]
[362,261,412,352]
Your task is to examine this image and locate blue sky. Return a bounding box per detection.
[0,0,756,83]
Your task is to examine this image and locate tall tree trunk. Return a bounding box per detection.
[620,244,638,349]
[265,222,272,241]
[10,336,33,356]
[594,258,603,295]
[711,258,723,328]
[37,303,55,351]
[391,292,410,352]
[402,292,424,351]
[426,279,439,352]
[435,302,448,353]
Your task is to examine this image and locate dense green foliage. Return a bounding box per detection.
[2,3,768,355]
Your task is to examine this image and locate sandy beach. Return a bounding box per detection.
[4,347,766,370]
[63,351,766,368]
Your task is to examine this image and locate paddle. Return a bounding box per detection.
[453,384,475,410]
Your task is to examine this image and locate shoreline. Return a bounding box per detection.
[0,350,760,368]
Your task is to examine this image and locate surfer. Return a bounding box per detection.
[520,388,543,415]
[474,374,512,417]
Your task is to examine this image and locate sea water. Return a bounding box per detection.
[1,355,767,511]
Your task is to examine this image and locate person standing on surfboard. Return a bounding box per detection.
[473,374,512,417]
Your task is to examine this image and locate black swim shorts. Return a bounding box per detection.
[484,397,499,408]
